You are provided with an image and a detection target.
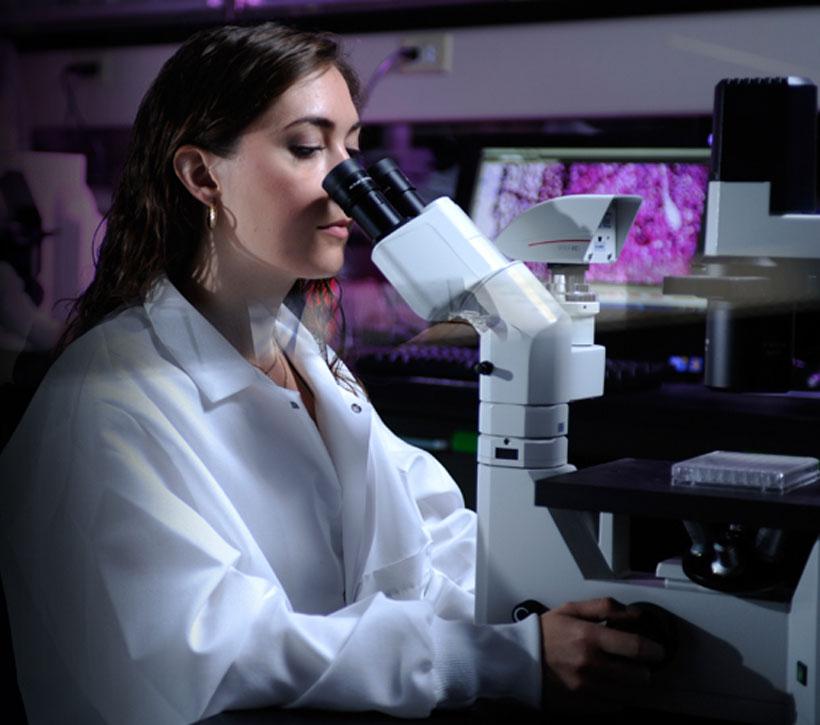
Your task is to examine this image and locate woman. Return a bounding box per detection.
[0,22,664,725]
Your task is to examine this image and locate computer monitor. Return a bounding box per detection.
[466,146,711,313]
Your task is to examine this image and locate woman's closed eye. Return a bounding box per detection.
[289,144,361,161]
[290,144,324,159]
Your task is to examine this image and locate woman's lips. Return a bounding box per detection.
[318,221,351,240]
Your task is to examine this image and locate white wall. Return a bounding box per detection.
[352,7,820,122]
[16,6,820,130]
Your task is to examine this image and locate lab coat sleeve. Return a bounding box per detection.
[212,406,543,717]
[85,403,443,722]
[5,395,540,724]
[354,412,543,711]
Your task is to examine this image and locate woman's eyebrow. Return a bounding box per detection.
[283,116,362,135]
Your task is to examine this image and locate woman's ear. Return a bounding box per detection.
[173,145,219,206]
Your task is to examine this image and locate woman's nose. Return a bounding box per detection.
[333,146,354,166]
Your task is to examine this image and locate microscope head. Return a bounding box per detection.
[492,194,641,266]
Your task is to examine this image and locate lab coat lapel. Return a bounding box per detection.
[144,278,258,403]
[308,372,432,604]
[319,385,373,604]
[274,309,373,603]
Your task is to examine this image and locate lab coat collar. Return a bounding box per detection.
[143,277,262,404]
[143,277,344,407]
[144,278,386,602]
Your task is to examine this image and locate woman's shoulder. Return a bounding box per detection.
[21,305,171,424]
[0,306,162,466]
[52,305,161,379]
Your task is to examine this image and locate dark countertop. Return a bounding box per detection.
[200,699,750,725]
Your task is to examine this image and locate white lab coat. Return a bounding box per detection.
[0,277,541,724]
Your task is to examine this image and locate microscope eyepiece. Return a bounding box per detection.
[368,158,427,217]
[322,158,405,243]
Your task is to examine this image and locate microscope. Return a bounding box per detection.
[323,85,820,721]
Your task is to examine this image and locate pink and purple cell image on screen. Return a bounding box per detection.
[473,159,710,285]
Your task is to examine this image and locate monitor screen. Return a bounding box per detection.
[467,147,711,293]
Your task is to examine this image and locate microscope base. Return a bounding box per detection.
[475,460,820,725]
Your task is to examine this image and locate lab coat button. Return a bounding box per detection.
[290,401,300,410]
[351,403,362,413]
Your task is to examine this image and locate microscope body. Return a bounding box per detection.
[323,156,820,724]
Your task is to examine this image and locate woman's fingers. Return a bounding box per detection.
[553,596,627,621]
[551,598,667,662]
[597,624,666,663]
[540,598,669,700]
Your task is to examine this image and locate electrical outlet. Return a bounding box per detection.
[399,33,453,73]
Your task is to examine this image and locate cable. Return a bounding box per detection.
[360,46,419,110]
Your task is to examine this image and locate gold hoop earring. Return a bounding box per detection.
[207,204,217,230]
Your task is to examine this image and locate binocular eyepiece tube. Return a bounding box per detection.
[322,157,426,243]
[368,158,427,218]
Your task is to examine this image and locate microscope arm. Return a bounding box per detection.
[371,196,605,471]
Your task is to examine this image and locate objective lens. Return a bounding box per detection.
[322,158,404,242]
[368,158,427,217]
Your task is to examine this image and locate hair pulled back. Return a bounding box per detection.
[58,22,360,352]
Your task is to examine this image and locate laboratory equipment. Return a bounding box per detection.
[463,144,712,372]
[664,77,820,391]
[323,149,820,723]
[465,145,710,288]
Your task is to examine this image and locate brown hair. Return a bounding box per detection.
[57,22,360,358]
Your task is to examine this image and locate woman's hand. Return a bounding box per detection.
[539,597,667,702]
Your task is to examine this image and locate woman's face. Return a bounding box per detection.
[209,65,361,290]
